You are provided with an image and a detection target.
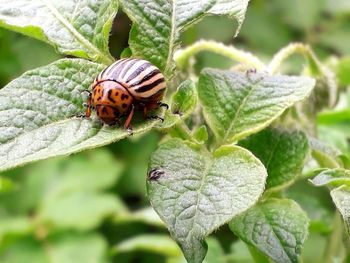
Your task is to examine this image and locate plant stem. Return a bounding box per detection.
[268,42,337,107]
[268,43,319,74]
[169,122,193,141]
[174,40,266,71]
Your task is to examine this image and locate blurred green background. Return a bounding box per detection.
[0,1,349,262]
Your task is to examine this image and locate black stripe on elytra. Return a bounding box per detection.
[135,78,165,93]
[107,90,116,103]
[99,65,111,79]
[129,69,160,87]
[125,62,152,83]
[110,59,132,80]
[120,59,138,79]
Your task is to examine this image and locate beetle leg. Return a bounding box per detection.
[82,89,92,95]
[124,104,135,130]
[157,101,169,110]
[143,105,148,119]
[85,93,92,118]
[147,115,164,122]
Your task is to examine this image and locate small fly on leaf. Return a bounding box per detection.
[148,168,165,181]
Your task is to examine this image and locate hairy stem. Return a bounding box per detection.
[268,43,320,74]
[268,42,337,107]
[174,40,266,71]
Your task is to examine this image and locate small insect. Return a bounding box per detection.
[148,168,165,181]
[85,58,168,129]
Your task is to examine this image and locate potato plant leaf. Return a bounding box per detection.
[0,0,117,64]
[198,69,315,144]
[308,137,343,168]
[229,198,309,263]
[147,138,267,263]
[114,234,182,257]
[160,80,197,130]
[120,0,250,77]
[239,127,309,189]
[330,185,350,235]
[0,59,160,173]
[310,168,350,187]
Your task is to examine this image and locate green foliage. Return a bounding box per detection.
[240,128,309,189]
[198,69,315,144]
[230,198,310,263]
[120,0,249,77]
[147,139,266,263]
[0,0,117,64]
[0,0,349,263]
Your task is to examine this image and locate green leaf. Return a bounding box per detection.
[318,124,350,157]
[286,181,334,234]
[147,138,267,263]
[114,234,182,257]
[198,69,315,144]
[239,127,309,189]
[308,137,343,168]
[0,59,159,173]
[41,149,124,204]
[0,0,117,64]
[330,186,350,235]
[120,0,249,77]
[171,80,197,116]
[310,168,350,187]
[38,192,122,231]
[48,233,108,263]
[0,217,33,241]
[113,207,165,228]
[0,177,16,193]
[335,57,350,87]
[161,80,197,130]
[202,238,225,263]
[229,198,310,263]
[166,237,226,263]
[192,125,209,145]
[0,238,48,263]
[0,234,108,263]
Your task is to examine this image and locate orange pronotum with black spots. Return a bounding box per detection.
[85,58,168,129]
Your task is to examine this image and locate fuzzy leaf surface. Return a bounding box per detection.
[120,0,249,77]
[0,0,117,64]
[147,139,267,263]
[310,168,350,187]
[198,69,315,143]
[240,128,309,189]
[0,59,159,172]
[330,186,350,235]
[230,198,309,263]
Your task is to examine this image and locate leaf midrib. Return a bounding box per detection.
[186,153,213,240]
[222,82,256,143]
[259,204,294,263]
[42,0,112,64]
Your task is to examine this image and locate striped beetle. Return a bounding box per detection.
[85,58,168,129]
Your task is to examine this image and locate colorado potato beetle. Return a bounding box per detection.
[85,58,168,129]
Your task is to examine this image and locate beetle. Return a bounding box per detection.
[85,58,168,129]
